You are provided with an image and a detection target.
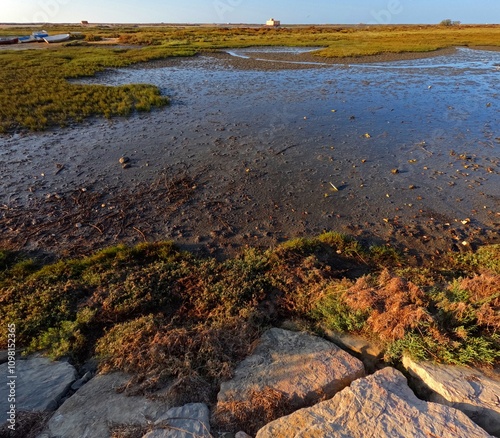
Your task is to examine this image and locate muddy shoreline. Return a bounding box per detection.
[1,48,499,263]
[127,47,461,72]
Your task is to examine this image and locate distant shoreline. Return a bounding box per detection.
[1,23,500,28]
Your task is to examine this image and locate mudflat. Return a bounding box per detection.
[1,47,499,261]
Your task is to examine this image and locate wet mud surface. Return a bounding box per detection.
[1,47,499,261]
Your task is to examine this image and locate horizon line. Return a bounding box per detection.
[2,22,499,26]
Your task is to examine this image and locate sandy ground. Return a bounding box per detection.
[1,48,499,262]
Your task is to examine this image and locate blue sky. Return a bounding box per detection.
[2,0,499,24]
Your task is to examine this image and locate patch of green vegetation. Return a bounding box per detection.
[312,280,369,332]
[0,250,18,272]
[386,332,500,365]
[318,231,365,257]
[278,237,321,255]
[452,244,500,275]
[0,44,195,132]
[0,235,498,392]
[368,244,402,267]
[315,25,500,57]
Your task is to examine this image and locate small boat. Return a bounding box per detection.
[18,35,36,43]
[0,37,19,45]
[43,34,71,44]
[32,30,49,42]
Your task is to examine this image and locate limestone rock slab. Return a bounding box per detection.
[39,372,168,438]
[0,357,77,423]
[256,367,493,438]
[403,356,500,436]
[218,328,365,408]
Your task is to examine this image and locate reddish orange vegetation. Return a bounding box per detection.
[459,274,500,331]
[97,315,259,397]
[213,387,292,436]
[345,270,432,341]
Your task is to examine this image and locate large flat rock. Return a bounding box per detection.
[142,403,210,438]
[256,367,493,438]
[403,356,500,436]
[218,328,365,408]
[0,357,77,423]
[39,372,168,438]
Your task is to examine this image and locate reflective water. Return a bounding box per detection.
[82,47,499,162]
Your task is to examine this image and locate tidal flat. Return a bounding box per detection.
[1,46,499,261]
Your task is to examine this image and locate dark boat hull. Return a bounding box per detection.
[0,38,19,45]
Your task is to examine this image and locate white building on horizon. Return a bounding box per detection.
[266,18,280,27]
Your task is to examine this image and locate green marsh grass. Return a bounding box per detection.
[0,44,194,132]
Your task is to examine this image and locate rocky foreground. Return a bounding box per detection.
[1,328,499,437]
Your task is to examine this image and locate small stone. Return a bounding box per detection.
[143,403,210,438]
[391,168,399,174]
[408,185,416,190]
[119,156,130,164]
[71,371,93,391]
[122,162,131,169]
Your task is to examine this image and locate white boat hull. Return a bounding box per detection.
[43,34,71,44]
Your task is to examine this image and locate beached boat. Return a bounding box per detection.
[32,31,49,42]
[0,37,19,45]
[43,34,71,44]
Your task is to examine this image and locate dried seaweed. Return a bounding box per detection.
[0,172,196,256]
